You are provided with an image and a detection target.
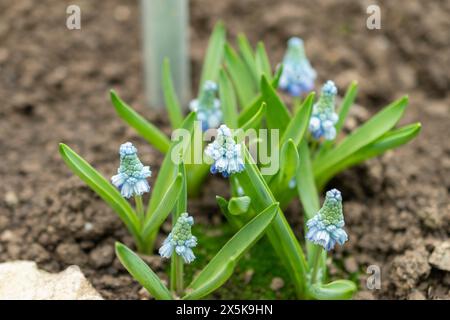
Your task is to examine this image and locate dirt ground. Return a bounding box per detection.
[0,0,449,299]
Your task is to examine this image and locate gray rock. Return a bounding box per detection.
[0,261,102,300]
[429,241,450,272]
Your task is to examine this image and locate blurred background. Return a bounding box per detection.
[0,0,448,299]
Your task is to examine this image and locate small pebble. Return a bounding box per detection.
[4,191,18,207]
[243,269,254,285]
[270,277,285,291]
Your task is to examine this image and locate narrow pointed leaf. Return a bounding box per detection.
[241,102,266,131]
[280,92,315,146]
[255,42,272,80]
[236,34,258,85]
[199,22,226,89]
[59,144,140,239]
[335,80,358,133]
[314,96,408,176]
[261,75,291,133]
[316,123,421,188]
[235,145,308,297]
[148,112,196,214]
[297,141,320,220]
[115,242,173,300]
[110,90,170,153]
[162,58,183,129]
[224,43,257,106]
[142,174,183,239]
[270,139,299,190]
[183,203,278,300]
[218,69,238,128]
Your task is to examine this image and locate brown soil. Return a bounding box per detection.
[0,0,449,299]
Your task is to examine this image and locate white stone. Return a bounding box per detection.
[0,261,103,300]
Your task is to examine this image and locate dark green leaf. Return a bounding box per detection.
[110,90,170,153]
[183,203,278,300]
[314,96,408,177]
[261,75,291,133]
[219,69,238,128]
[59,144,140,241]
[115,242,173,300]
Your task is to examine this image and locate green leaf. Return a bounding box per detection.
[183,203,279,300]
[216,196,243,229]
[176,162,187,214]
[297,141,320,220]
[270,139,299,190]
[59,144,140,242]
[280,92,314,146]
[110,90,170,154]
[228,196,251,215]
[224,43,257,106]
[218,69,238,128]
[255,42,272,81]
[308,280,357,300]
[147,112,196,214]
[336,80,358,134]
[317,123,421,188]
[235,145,308,297]
[115,242,173,300]
[314,96,408,177]
[162,58,184,129]
[261,75,291,133]
[199,21,226,90]
[241,102,266,131]
[142,174,183,240]
[236,34,259,85]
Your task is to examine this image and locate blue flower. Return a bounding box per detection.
[278,37,317,96]
[205,124,245,178]
[308,80,339,141]
[306,189,348,251]
[111,142,151,198]
[190,80,222,131]
[159,213,197,264]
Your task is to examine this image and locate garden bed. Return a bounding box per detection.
[0,0,448,299]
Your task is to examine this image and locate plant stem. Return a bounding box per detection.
[134,195,145,222]
[170,210,184,295]
[171,254,184,295]
[310,245,323,284]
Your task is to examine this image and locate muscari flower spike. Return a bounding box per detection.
[189,80,222,131]
[308,80,339,141]
[204,124,245,178]
[278,37,317,96]
[159,213,197,264]
[306,189,348,251]
[111,142,151,199]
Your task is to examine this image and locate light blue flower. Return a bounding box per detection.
[205,124,245,178]
[159,213,197,264]
[308,80,339,141]
[190,80,222,131]
[278,37,317,96]
[111,142,151,198]
[306,189,348,251]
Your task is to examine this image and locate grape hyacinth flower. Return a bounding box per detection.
[189,80,222,131]
[111,142,151,199]
[159,213,197,264]
[278,37,317,96]
[205,124,245,178]
[306,189,348,251]
[308,80,339,141]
